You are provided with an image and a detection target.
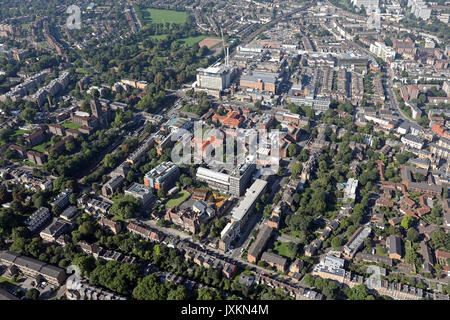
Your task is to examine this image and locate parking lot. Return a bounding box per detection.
[0,265,57,300]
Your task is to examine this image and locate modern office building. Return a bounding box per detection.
[144,161,179,192]
[408,0,431,20]
[25,207,52,233]
[370,42,396,62]
[196,162,256,196]
[231,179,268,227]
[124,182,155,208]
[196,62,236,91]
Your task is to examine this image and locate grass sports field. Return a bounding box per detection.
[137,7,188,25]
[178,35,208,47]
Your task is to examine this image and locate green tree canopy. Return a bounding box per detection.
[110,195,142,219]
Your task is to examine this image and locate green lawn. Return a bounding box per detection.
[23,160,39,167]
[11,129,31,137]
[32,140,52,153]
[178,35,208,47]
[375,245,387,256]
[62,121,82,130]
[75,68,90,75]
[137,7,188,25]
[0,276,18,291]
[280,229,303,240]
[149,34,168,40]
[272,241,293,259]
[166,190,191,208]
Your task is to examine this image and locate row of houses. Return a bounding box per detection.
[0,250,66,286]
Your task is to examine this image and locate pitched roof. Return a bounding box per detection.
[261,251,287,267]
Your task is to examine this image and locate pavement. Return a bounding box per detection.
[277,233,301,244]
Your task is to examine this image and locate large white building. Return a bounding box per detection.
[344,178,359,201]
[443,81,450,97]
[231,179,267,227]
[351,0,379,10]
[196,161,256,196]
[196,62,236,91]
[370,42,396,62]
[401,134,424,150]
[408,0,431,20]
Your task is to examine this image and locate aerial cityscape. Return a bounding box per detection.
[0,0,449,304]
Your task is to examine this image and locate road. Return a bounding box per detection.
[231,1,313,54]
[385,68,415,126]
[339,26,417,127]
[141,218,282,278]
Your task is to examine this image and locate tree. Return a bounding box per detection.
[21,107,36,123]
[401,215,414,230]
[197,287,222,300]
[331,237,342,250]
[348,284,371,300]
[180,176,192,186]
[167,285,189,300]
[11,227,28,240]
[25,288,40,300]
[396,151,413,164]
[286,242,298,259]
[405,248,419,266]
[91,261,139,295]
[157,189,166,199]
[384,38,393,47]
[78,221,97,241]
[286,214,312,233]
[133,274,167,300]
[431,229,450,251]
[288,144,298,157]
[288,103,300,114]
[406,228,419,242]
[277,166,283,177]
[304,274,315,287]
[0,187,11,204]
[290,163,301,178]
[109,195,142,219]
[72,255,97,277]
[65,140,76,153]
[104,154,116,168]
[9,237,28,254]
